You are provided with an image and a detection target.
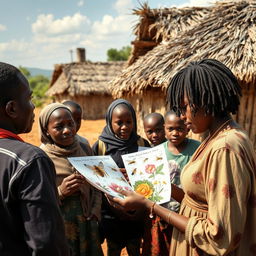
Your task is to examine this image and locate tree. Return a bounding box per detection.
[107,46,131,61]
[19,66,50,107]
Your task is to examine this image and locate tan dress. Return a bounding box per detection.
[170,121,256,256]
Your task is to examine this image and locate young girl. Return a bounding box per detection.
[93,99,150,256]
[39,103,103,256]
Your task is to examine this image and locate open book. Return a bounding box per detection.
[68,144,171,203]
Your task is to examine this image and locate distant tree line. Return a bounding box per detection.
[19,66,50,107]
[107,46,131,61]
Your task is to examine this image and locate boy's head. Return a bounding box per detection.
[0,62,35,134]
[164,111,188,146]
[143,113,165,146]
[62,100,82,132]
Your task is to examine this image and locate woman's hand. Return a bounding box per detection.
[106,188,151,212]
[58,173,86,198]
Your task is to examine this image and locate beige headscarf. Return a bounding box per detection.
[39,103,101,219]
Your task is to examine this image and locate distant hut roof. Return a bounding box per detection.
[128,3,211,65]
[111,0,256,98]
[47,61,126,97]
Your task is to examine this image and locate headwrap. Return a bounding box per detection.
[39,103,101,220]
[99,99,139,152]
[39,102,70,144]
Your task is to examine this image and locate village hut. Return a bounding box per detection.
[47,48,126,119]
[109,3,211,137]
[110,0,256,149]
[128,3,211,65]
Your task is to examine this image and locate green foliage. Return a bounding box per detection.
[19,66,50,107]
[107,46,131,61]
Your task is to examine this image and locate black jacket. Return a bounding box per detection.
[0,138,69,256]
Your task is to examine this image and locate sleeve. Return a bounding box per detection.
[17,156,70,256]
[185,148,251,255]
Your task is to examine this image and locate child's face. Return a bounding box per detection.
[47,108,76,147]
[69,107,82,132]
[164,114,188,146]
[144,118,165,146]
[111,106,134,140]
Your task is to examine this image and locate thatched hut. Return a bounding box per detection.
[110,0,256,148]
[47,50,126,119]
[128,3,211,65]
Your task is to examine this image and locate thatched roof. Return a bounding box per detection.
[128,3,211,65]
[47,61,126,97]
[111,0,256,98]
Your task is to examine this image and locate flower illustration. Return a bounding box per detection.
[134,180,154,198]
[109,183,122,193]
[145,164,156,174]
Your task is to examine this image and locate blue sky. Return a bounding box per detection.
[0,0,211,69]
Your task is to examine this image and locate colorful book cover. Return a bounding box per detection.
[68,155,132,199]
[121,144,171,204]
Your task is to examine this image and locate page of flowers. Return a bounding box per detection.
[68,156,133,199]
[122,144,171,204]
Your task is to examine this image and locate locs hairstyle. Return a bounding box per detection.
[167,59,242,116]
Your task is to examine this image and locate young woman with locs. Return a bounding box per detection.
[108,59,256,256]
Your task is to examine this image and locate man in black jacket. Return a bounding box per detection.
[0,62,70,256]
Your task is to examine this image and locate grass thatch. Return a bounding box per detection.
[128,2,211,65]
[47,61,126,97]
[111,0,256,98]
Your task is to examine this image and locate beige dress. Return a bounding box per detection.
[170,121,256,256]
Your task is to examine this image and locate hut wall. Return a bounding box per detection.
[54,93,113,120]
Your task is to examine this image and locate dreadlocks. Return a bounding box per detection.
[167,59,241,116]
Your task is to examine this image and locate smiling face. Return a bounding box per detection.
[179,95,213,134]
[46,108,76,147]
[111,105,134,140]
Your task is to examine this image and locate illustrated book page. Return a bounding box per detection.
[122,144,171,204]
[68,155,133,198]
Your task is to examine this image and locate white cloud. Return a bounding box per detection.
[77,0,84,7]
[0,40,29,52]
[114,0,133,14]
[32,13,90,35]
[0,24,7,31]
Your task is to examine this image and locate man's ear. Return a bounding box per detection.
[5,100,19,118]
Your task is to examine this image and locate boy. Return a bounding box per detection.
[164,110,200,211]
[143,112,166,146]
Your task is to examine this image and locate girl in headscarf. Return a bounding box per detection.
[92,99,150,256]
[39,103,103,256]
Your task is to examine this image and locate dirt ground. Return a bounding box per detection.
[20,108,129,256]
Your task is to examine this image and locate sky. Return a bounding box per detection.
[0,0,212,70]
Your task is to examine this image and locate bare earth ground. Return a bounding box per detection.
[20,108,129,256]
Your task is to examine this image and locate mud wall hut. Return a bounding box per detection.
[110,1,256,149]
[47,49,126,120]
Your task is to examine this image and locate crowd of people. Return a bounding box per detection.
[0,59,255,256]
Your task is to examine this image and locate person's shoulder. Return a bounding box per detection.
[187,138,201,148]
[76,134,90,146]
[137,136,150,147]
[0,139,51,167]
